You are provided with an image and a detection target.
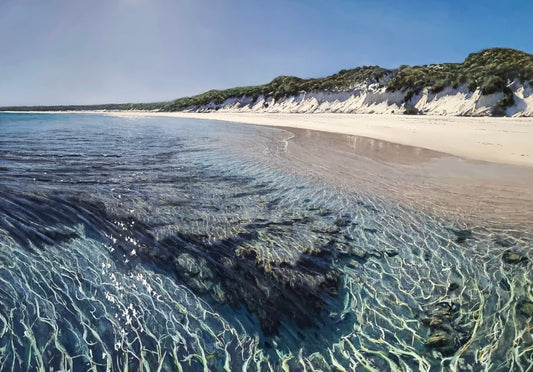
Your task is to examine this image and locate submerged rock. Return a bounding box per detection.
[518,301,533,316]
[422,300,467,356]
[427,329,455,349]
[176,253,202,275]
[431,301,457,318]
[422,316,444,327]
[502,250,528,264]
[175,253,214,293]
[161,228,344,337]
[494,238,514,247]
[334,216,352,227]
[451,229,473,244]
[448,283,460,291]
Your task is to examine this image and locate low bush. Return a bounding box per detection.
[492,86,515,116]
[387,48,533,95]
[481,76,505,95]
[404,107,420,115]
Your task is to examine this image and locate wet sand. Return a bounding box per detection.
[281,127,533,228]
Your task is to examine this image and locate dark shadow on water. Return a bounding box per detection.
[0,183,369,354]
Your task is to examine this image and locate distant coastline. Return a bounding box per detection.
[2,48,533,117]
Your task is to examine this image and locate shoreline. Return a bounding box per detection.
[4,110,533,167]
[4,110,533,226]
[87,111,533,167]
[156,112,533,167]
[98,109,533,227]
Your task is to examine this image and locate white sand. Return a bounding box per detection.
[104,111,533,167]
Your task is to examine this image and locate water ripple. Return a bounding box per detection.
[0,113,531,371]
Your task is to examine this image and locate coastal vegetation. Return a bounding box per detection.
[386,48,533,115]
[2,48,532,115]
[164,66,391,110]
[386,48,533,93]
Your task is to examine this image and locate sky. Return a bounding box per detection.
[1,0,532,106]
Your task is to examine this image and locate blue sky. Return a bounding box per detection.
[1,0,532,106]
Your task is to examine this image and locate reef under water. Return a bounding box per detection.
[0,113,531,371]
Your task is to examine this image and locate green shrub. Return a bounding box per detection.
[404,89,417,103]
[481,76,505,95]
[431,79,447,93]
[404,107,420,115]
[467,81,478,92]
[492,86,515,116]
[492,104,506,116]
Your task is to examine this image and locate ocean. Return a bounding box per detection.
[0,113,531,371]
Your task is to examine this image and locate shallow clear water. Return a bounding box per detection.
[0,113,531,371]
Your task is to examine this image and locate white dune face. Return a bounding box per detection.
[508,82,533,116]
[194,82,533,117]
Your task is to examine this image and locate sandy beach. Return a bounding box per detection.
[103,111,533,167]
